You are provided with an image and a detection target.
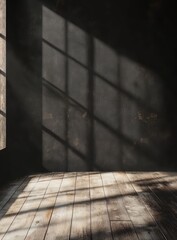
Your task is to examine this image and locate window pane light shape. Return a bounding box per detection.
[0,0,6,150]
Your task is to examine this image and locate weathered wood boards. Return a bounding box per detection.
[0,172,176,239]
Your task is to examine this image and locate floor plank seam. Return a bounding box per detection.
[43,173,64,240]
[24,175,54,240]
[68,172,77,240]
[1,172,177,240]
[113,172,140,240]
[146,183,176,240]
[100,172,114,240]
[88,172,93,240]
[112,172,132,221]
[0,176,41,240]
[147,176,177,220]
[0,177,28,212]
[125,172,168,240]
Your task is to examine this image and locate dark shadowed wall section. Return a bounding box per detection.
[2,0,44,185]
[1,0,177,184]
[42,0,177,171]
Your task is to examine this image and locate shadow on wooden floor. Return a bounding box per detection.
[0,172,177,239]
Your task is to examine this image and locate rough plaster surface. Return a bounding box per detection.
[42,3,167,171]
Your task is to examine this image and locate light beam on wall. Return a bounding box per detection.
[0,0,6,150]
[42,5,163,171]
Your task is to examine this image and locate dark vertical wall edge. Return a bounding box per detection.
[0,0,44,186]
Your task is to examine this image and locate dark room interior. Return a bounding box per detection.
[0,0,177,239]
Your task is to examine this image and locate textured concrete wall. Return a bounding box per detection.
[3,0,177,176]
[5,0,43,180]
[42,2,172,171]
[0,0,6,150]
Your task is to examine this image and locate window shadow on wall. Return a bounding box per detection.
[42,2,176,171]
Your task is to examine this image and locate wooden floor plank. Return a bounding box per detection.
[0,172,177,240]
[113,173,164,240]
[90,173,113,240]
[146,172,177,192]
[0,191,31,240]
[113,172,155,227]
[111,221,139,240]
[135,225,166,240]
[2,176,52,240]
[70,172,91,240]
[0,177,40,240]
[25,173,64,240]
[144,172,177,218]
[126,172,169,240]
[27,175,41,183]
[0,177,26,211]
[38,173,54,182]
[44,172,76,240]
[101,172,130,221]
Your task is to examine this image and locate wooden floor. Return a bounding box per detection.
[0,172,177,239]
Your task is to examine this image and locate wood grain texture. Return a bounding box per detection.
[0,172,177,240]
[111,221,138,240]
[114,172,155,226]
[70,172,91,240]
[2,177,51,240]
[127,172,169,239]
[25,174,64,240]
[0,177,38,240]
[90,172,112,240]
[101,172,129,221]
[45,172,76,240]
